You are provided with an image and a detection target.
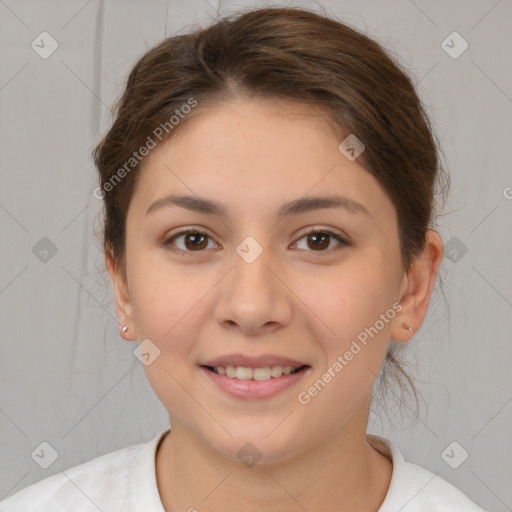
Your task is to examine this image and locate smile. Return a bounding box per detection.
[200,364,311,399]
[203,364,307,381]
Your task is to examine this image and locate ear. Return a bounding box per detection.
[105,249,136,341]
[390,229,444,342]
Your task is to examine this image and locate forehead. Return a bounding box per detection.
[129,99,395,223]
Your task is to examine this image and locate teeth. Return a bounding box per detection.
[235,366,253,380]
[271,365,283,377]
[211,365,302,380]
[253,367,272,381]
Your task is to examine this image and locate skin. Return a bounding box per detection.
[107,98,443,512]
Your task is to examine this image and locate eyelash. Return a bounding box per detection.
[162,227,349,257]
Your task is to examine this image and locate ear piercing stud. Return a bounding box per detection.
[121,325,128,333]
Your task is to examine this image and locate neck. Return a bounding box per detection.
[156,405,392,512]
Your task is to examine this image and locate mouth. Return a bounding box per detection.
[199,358,311,399]
[201,364,309,381]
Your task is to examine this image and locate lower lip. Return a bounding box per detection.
[200,366,310,399]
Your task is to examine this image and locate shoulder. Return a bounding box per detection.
[0,430,168,512]
[367,434,488,512]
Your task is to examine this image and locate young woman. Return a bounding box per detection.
[0,6,486,511]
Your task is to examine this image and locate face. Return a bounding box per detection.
[114,99,409,463]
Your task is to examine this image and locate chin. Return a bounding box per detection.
[201,425,303,466]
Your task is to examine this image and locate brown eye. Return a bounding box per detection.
[183,232,208,250]
[307,232,330,250]
[164,230,217,255]
[294,230,348,252]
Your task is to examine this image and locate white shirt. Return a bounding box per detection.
[0,429,486,511]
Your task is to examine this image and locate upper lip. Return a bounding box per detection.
[201,354,309,368]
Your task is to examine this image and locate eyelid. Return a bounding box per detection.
[162,225,350,255]
[292,225,350,245]
[164,226,213,241]
[162,226,219,255]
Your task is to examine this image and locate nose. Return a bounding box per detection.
[214,245,293,335]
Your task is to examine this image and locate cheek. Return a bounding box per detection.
[296,253,400,392]
[128,248,207,339]
[303,255,398,341]
[293,265,398,429]
[126,253,221,373]
[127,262,206,413]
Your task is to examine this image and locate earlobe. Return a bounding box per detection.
[105,250,135,341]
[390,229,444,342]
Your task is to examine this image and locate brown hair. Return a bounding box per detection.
[93,6,447,421]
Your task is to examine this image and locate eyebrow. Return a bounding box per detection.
[145,193,370,218]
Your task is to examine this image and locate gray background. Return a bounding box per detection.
[0,0,510,510]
